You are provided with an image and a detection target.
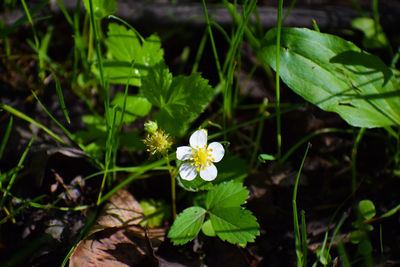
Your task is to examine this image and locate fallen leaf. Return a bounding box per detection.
[69,189,166,267]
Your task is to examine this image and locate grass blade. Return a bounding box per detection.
[0,116,13,160]
[0,135,36,210]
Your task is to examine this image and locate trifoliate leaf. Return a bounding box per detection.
[110,93,152,124]
[101,23,164,86]
[209,207,259,246]
[206,181,248,210]
[167,206,206,245]
[141,62,214,137]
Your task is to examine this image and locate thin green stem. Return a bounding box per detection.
[276,0,283,159]
[292,143,311,267]
[300,210,307,266]
[352,127,366,195]
[20,0,39,48]
[192,28,208,74]
[201,0,223,83]
[165,153,176,220]
[0,135,36,210]
[249,100,267,169]
[99,156,171,205]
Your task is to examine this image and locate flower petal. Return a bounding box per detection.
[189,129,207,149]
[207,142,225,162]
[199,163,218,181]
[179,163,198,181]
[176,146,193,160]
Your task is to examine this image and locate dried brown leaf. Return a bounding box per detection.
[69,189,166,267]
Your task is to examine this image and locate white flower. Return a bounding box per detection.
[177,129,225,181]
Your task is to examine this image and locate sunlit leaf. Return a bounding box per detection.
[261,27,400,128]
[167,206,206,245]
[110,93,152,124]
[141,62,214,136]
[101,23,164,86]
[209,207,259,246]
[205,181,248,210]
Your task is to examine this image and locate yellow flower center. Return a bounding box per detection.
[191,145,215,172]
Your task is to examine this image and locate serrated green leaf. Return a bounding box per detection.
[260,27,400,128]
[110,93,152,124]
[167,206,206,245]
[101,23,164,86]
[83,0,116,19]
[141,62,173,107]
[206,181,248,210]
[358,199,376,220]
[141,62,214,136]
[210,207,259,246]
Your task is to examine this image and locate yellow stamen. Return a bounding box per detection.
[191,145,214,172]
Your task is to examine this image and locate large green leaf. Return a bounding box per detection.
[260,27,400,128]
[167,206,206,245]
[101,23,164,86]
[141,62,214,136]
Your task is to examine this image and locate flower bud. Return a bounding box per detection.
[144,121,158,134]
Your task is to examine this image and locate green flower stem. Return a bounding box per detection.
[165,153,177,220]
